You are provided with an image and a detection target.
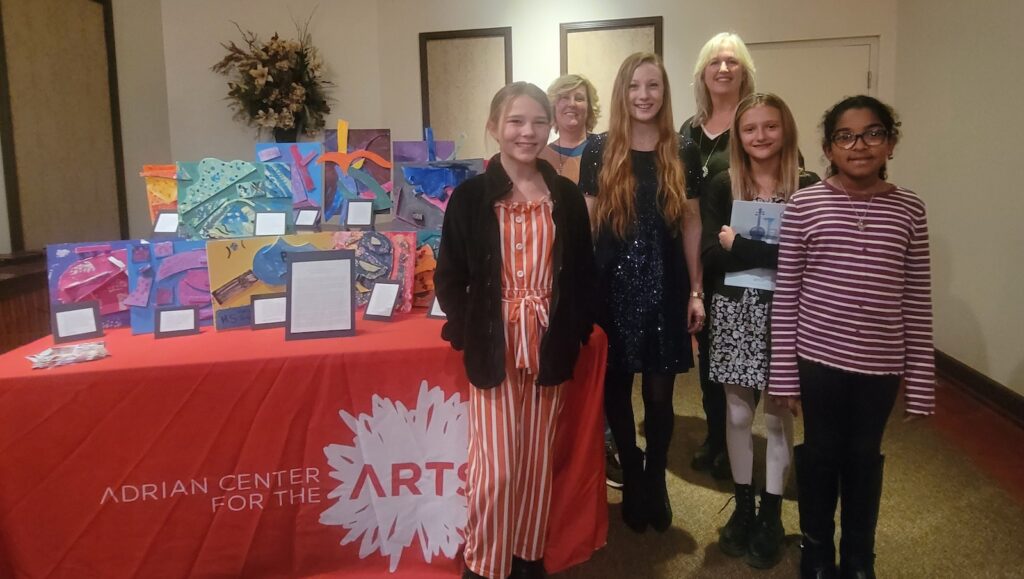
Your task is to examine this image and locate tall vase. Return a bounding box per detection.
[273,126,299,143]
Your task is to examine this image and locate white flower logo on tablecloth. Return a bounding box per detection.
[320,380,468,572]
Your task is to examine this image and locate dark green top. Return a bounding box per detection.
[680,116,731,181]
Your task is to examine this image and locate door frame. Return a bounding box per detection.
[0,0,128,252]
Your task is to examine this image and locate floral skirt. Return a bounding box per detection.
[708,288,771,390]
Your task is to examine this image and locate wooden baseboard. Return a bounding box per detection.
[935,350,1024,429]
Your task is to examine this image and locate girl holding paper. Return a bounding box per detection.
[579,52,703,534]
[700,93,818,569]
[769,95,935,578]
[435,82,595,579]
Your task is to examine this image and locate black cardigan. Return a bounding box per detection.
[435,155,596,388]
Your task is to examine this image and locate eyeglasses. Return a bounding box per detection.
[831,128,889,149]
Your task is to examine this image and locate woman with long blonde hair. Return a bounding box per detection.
[578,52,704,534]
[683,31,758,481]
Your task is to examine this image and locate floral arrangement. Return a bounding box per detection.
[211,21,332,137]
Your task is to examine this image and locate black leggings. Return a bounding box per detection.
[604,367,677,471]
[799,359,899,465]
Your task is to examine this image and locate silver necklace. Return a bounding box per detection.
[698,128,726,178]
[834,177,875,231]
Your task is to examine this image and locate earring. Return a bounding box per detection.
[888,154,894,160]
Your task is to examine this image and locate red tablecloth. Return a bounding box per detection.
[0,315,607,578]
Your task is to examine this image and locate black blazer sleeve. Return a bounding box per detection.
[564,178,596,344]
[700,172,759,273]
[434,179,473,350]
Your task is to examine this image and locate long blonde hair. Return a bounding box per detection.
[728,93,801,201]
[692,32,756,127]
[594,53,688,240]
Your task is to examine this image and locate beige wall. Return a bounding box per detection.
[160,0,384,162]
[0,138,9,253]
[114,0,171,240]
[376,0,898,146]
[896,0,1024,394]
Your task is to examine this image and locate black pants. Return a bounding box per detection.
[604,367,676,473]
[798,359,899,559]
[696,327,726,451]
[799,359,899,465]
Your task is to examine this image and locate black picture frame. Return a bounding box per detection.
[151,210,181,239]
[294,208,321,231]
[285,249,356,340]
[154,305,200,339]
[363,281,401,322]
[344,200,375,230]
[559,17,663,74]
[250,292,287,330]
[50,300,104,343]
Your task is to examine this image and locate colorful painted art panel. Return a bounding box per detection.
[254,142,324,210]
[125,239,212,334]
[414,230,441,308]
[331,230,415,314]
[392,140,455,164]
[322,123,393,220]
[393,159,484,230]
[140,165,178,224]
[46,241,136,329]
[177,159,294,239]
[206,233,337,330]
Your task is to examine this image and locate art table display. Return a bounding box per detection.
[125,239,212,334]
[393,159,484,230]
[177,158,294,239]
[0,318,608,578]
[46,241,136,329]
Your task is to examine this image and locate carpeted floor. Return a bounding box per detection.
[555,372,1024,578]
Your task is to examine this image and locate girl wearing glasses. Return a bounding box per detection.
[701,93,818,569]
[768,95,935,578]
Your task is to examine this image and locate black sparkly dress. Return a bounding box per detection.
[579,133,703,374]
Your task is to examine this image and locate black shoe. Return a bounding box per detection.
[719,483,756,557]
[619,447,647,533]
[711,451,732,480]
[839,555,875,579]
[605,444,624,490]
[462,566,487,579]
[691,439,715,471]
[746,491,785,569]
[645,467,673,533]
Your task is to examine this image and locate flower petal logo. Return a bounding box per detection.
[320,380,468,572]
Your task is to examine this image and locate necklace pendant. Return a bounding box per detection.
[857,220,866,231]
[702,166,709,178]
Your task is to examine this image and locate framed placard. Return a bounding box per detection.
[251,293,287,330]
[560,17,662,134]
[285,250,356,340]
[420,27,512,159]
[50,301,104,343]
[154,305,200,339]
[344,200,375,230]
[427,296,447,319]
[254,211,288,236]
[295,208,321,230]
[363,281,401,322]
[152,211,181,238]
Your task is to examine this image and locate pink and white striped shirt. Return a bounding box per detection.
[768,181,935,415]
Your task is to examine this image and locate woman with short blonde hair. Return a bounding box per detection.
[538,74,600,184]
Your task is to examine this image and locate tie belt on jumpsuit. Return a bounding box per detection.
[501,288,552,374]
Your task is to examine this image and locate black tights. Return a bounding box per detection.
[604,367,677,471]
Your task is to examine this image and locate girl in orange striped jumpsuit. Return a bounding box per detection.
[436,82,596,579]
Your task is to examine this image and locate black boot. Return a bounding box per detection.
[719,482,756,557]
[462,566,487,579]
[795,444,839,579]
[645,463,673,532]
[747,491,785,569]
[839,455,885,579]
[511,556,546,579]
[619,446,648,533]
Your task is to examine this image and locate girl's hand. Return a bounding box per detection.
[718,226,737,251]
[770,394,801,417]
[687,296,706,334]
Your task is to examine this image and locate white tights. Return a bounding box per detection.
[724,383,793,496]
